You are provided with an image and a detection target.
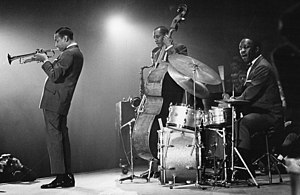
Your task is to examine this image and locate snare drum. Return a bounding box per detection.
[166,104,201,131]
[203,107,232,127]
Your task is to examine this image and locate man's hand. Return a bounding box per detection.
[163,35,173,47]
[33,52,48,63]
[222,93,230,100]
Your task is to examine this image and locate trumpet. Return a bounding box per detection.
[7,48,58,65]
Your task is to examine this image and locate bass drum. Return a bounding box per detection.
[159,128,201,183]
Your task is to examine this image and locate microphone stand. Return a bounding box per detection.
[119,118,148,183]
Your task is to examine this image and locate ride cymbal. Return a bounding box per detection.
[168,64,209,99]
[169,54,221,85]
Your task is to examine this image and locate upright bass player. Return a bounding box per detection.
[137,25,189,178]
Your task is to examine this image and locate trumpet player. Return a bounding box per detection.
[33,27,84,189]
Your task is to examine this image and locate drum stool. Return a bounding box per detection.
[252,127,284,184]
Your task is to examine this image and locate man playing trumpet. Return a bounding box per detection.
[34,27,84,189]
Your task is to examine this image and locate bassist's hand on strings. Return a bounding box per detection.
[163,35,173,49]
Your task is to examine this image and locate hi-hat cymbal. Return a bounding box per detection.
[215,99,250,106]
[168,64,209,99]
[168,54,221,85]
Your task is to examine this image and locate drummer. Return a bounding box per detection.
[224,38,284,179]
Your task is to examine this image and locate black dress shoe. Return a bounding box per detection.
[64,173,75,187]
[41,174,75,189]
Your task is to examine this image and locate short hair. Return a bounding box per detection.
[242,37,262,52]
[55,27,74,40]
[154,26,169,35]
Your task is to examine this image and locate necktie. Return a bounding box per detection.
[245,63,253,85]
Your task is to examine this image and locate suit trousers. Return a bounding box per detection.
[43,109,71,174]
[236,112,278,151]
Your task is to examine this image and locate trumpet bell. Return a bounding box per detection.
[7,48,58,65]
[7,54,13,65]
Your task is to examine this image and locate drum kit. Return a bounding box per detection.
[119,54,257,188]
[155,54,257,188]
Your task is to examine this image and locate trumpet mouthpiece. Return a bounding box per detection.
[7,54,12,65]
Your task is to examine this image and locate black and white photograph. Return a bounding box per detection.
[0,0,300,194]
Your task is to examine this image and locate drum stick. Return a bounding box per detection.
[218,65,225,81]
[158,118,164,130]
[218,65,226,94]
[158,118,171,159]
[157,118,164,174]
[190,132,196,156]
[190,143,195,156]
[158,118,164,158]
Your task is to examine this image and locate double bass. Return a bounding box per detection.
[133,4,188,161]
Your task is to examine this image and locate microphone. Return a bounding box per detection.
[120,118,136,129]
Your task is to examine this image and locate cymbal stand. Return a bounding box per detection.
[167,64,207,190]
[221,127,228,184]
[208,127,230,187]
[171,64,206,189]
[192,64,202,186]
[229,104,259,187]
[119,119,148,183]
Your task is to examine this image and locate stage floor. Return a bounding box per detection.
[0,166,292,195]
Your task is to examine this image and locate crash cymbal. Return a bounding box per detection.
[168,54,221,85]
[168,65,209,99]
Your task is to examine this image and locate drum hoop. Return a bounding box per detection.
[166,123,196,131]
[170,103,195,109]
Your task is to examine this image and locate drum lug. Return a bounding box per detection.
[185,166,194,170]
[158,165,164,171]
[168,167,175,170]
[159,144,166,148]
[172,175,176,184]
[168,181,174,189]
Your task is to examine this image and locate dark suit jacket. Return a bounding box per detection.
[150,43,188,100]
[40,45,84,116]
[236,56,283,119]
[151,43,188,61]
